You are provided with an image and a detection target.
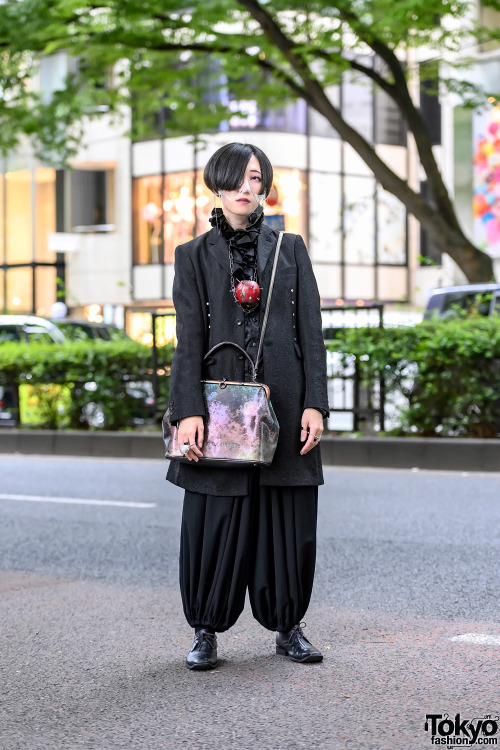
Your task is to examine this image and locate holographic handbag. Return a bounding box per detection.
[162,345,279,466]
[162,232,283,467]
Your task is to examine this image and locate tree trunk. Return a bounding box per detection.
[303,82,495,282]
[422,222,495,283]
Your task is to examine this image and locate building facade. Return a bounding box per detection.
[1,54,470,339]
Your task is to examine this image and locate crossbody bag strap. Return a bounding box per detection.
[253,231,284,381]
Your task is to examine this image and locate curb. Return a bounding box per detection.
[0,430,499,471]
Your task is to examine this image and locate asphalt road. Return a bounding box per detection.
[1,455,499,750]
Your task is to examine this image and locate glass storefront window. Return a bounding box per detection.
[35,266,57,317]
[265,168,307,235]
[345,265,375,300]
[155,313,177,346]
[6,267,33,314]
[6,169,32,264]
[309,86,340,138]
[133,168,307,267]
[35,167,56,262]
[344,176,375,265]
[195,180,215,236]
[133,175,163,265]
[377,187,406,265]
[309,172,342,262]
[258,100,307,135]
[70,169,114,229]
[223,96,307,134]
[163,171,196,263]
[128,310,177,346]
[342,70,374,144]
[129,312,153,345]
[374,89,406,147]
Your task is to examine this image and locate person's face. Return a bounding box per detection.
[219,155,263,227]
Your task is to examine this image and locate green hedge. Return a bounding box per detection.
[0,339,174,430]
[327,318,500,437]
[4,319,500,436]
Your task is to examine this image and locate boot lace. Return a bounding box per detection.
[286,622,308,646]
[193,630,217,650]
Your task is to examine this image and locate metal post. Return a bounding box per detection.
[378,303,386,432]
[353,356,360,432]
[151,313,159,405]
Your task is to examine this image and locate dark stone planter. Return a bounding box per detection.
[1,429,499,472]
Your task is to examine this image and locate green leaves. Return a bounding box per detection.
[0,0,496,281]
[0,339,174,429]
[0,0,493,162]
[327,319,500,437]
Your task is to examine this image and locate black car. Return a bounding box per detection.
[0,315,154,428]
[53,318,130,341]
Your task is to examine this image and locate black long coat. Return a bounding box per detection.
[166,222,329,496]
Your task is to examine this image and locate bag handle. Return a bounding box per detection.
[202,231,284,381]
[203,341,258,374]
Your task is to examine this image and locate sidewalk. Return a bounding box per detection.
[1,429,499,471]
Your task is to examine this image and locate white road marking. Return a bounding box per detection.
[0,493,156,509]
[450,633,500,646]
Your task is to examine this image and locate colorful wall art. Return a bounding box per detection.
[474,105,500,249]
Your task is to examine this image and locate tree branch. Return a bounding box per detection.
[331,5,462,231]
[314,49,397,100]
[234,0,494,279]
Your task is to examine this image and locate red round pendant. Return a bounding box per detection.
[235,280,261,310]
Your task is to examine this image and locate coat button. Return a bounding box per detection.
[237,354,244,360]
[236,320,242,325]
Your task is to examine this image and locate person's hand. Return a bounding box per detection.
[300,408,324,455]
[177,416,204,462]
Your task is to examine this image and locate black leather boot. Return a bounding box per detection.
[276,623,323,663]
[186,629,218,670]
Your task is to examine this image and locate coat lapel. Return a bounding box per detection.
[207,227,231,276]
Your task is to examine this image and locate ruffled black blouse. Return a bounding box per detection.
[209,206,264,380]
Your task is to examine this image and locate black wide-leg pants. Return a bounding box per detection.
[179,474,318,633]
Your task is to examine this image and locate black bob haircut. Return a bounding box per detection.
[204,142,273,198]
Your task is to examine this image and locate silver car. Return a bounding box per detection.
[0,314,66,344]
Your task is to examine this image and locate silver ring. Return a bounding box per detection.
[189,442,196,447]
[313,435,320,441]
[180,443,190,455]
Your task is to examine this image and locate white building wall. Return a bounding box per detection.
[66,114,133,308]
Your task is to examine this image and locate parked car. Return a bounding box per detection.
[0,314,66,344]
[52,318,130,341]
[424,283,500,320]
[0,314,154,428]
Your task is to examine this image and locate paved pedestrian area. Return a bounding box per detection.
[1,457,499,749]
[2,570,499,750]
